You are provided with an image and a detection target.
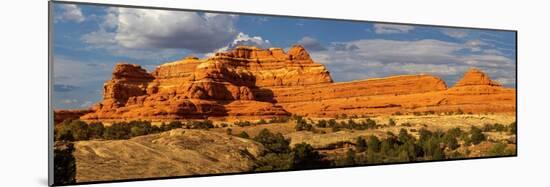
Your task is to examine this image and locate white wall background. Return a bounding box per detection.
[1,0,548,186]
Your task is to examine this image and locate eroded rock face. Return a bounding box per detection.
[78,45,515,122]
[454,68,502,87]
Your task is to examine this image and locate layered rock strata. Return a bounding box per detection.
[58,45,515,122]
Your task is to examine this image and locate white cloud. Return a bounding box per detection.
[297,36,326,51]
[308,39,515,87]
[61,99,79,105]
[80,101,94,108]
[442,29,468,39]
[91,8,239,53]
[228,32,271,49]
[207,32,272,56]
[56,4,85,23]
[53,55,112,86]
[373,23,414,34]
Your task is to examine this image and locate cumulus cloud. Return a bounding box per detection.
[373,23,414,34]
[297,36,326,51]
[206,32,272,56]
[56,4,85,23]
[53,55,112,86]
[84,8,239,53]
[227,32,271,49]
[308,39,515,87]
[54,84,79,92]
[61,99,79,105]
[441,28,468,39]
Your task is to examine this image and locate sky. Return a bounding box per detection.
[52,2,517,109]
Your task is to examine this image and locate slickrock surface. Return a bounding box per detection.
[73,129,264,182]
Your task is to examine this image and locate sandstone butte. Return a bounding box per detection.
[54,45,516,123]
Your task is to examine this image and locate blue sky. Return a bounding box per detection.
[52,2,516,109]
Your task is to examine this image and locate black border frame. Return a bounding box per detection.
[48,1,518,186]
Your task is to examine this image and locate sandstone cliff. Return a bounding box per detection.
[70,45,515,122]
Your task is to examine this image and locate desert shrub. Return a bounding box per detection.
[341,149,357,166]
[482,123,507,132]
[234,121,253,127]
[220,123,228,128]
[447,127,463,138]
[54,119,98,141]
[59,120,90,141]
[355,136,367,152]
[456,108,464,115]
[316,119,328,128]
[292,143,328,169]
[268,116,290,123]
[509,121,517,134]
[256,119,268,125]
[413,111,422,116]
[443,133,459,150]
[237,131,250,139]
[388,118,396,126]
[103,122,132,140]
[54,142,76,185]
[488,142,515,156]
[398,128,413,143]
[161,121,183,131]
[128,120,154,137]
[254,129,291,154]
[393,111,403,116]
[367,135,381,153]
[190,120,214,129]
[295,118,313,131]
[254,153,293,171]
[226,128,232,135]
[87,122,105,139]
[327,119,337,127]
[364,118,376,128]
[470,126,486,145]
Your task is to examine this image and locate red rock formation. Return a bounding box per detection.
[454,68,502,87]
[76,45,515,122]
[54,109,93,124]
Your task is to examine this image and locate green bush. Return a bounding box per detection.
[355,136,367,152]
[295,118,313,131]
[388,118,396,126]
[398,128,413,143]
[257,119,268,125]
[367,135,381,153]
[87,122,105,139]
[103,122,132,140]
[237,131,250,139]
[316,119,328,128]
[509,121,517,134]
[292,143,327,169]
[53,142,76,185]
[470,126,486,145]
[254,153,293,171]
[190,120,214,129]
[234,121,253,127]
[488,142,515,156]
[254,129,291,154]
[444,133,459,150]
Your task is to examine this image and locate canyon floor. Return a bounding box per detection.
[67,113,516,183]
